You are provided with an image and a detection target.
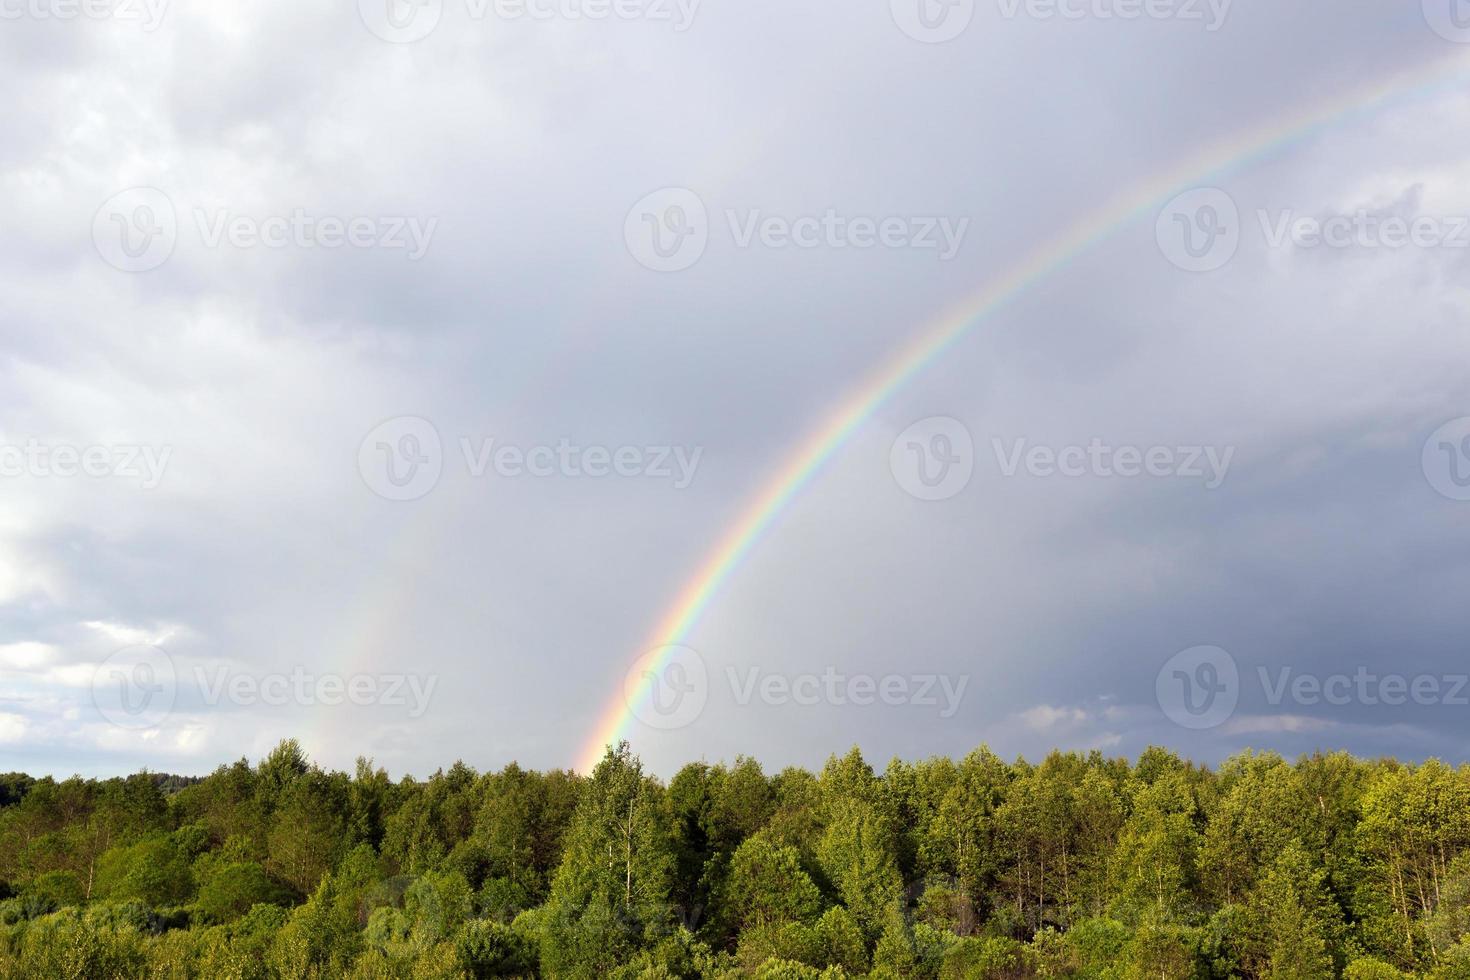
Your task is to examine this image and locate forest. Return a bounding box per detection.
[1,740,1468,979]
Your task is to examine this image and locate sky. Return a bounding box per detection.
[2,0,1470,780]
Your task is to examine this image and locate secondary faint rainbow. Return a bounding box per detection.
[577,53,1470,773]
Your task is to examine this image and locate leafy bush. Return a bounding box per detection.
[195,861,290,924]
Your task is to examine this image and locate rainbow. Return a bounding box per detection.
[577,53,1470,773]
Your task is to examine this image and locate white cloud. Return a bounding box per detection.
[1223,715,1338,736]
[0,713,28,743]
[1019,705,1092,733]
[84,621,183,648]
[0,642,57,670]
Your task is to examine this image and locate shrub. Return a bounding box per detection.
[194,862,290,924]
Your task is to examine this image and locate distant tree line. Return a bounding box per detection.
[2,740,1470,979]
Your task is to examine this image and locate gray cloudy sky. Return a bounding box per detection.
[2,0,1470,779]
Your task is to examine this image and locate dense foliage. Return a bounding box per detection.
[3,740,1470,979]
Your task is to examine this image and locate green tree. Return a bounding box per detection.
[94,831,196,906]
[1111,768,1201,925]
[1243,842,1343,980]
[727,832,824,931]
[541,742,676,977]
[194,860,291,923]
[817,749,905,939]
[266,770,348,896]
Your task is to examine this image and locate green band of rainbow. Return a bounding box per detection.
[578,53,1470,773]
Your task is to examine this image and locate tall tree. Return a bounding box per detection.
[541,742,676,977]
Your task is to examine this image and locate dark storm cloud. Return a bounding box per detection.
[1,0,1468,776]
